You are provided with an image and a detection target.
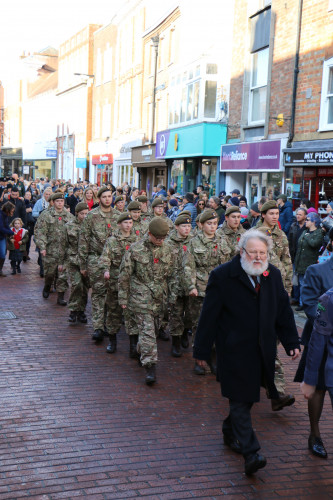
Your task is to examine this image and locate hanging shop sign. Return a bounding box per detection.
[284,150,333,165]
[92,154,113,165]
[221,140,281,172]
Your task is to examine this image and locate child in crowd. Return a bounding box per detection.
[8,218,29,275]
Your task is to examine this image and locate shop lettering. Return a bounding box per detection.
[315,152,333,160]
[222,150,248,161]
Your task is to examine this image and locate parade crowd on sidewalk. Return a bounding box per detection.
[1,174,333,476]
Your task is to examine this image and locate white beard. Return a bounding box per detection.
[240,253,269,276]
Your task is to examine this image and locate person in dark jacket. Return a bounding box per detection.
[67,187,82,215]
[183,192,197,228]
[288,207,307,305]
[23,191,36,261]
[0,202,15,276]
[294,228,333,459]
[294,213,324,310]
[194,229,300,475]
[5,186,27,227]
[277,194,294,235]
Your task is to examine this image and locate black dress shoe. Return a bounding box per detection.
[92,329,104,341]
[244,453,267,475]
[223,433,242,454]
[308,435,327,459]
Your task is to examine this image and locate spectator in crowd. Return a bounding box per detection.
[83,187,99,211]
[166,199,179,223]
[167,187,175,198]
[23,191,35,261]
[32,188,52,218]
[0,202,15,276]
[288,207,308,305]
[183,193,197,228]
[209,196,225,223]
[239,196,248,208]
[322,202,333,244]
[11,173,25,197]
[8,218,29,275]
[248,202,261,228]
[196,198,206,215]
[258,196,267,211]
[5,186,27,227]
[231,188,240,197]
[277,194,294,235]
[156,184,167,198]
[294,213,324,311]
[130,187,139,201]
[67,187,82,215]
[27,181,41,201]
[300,198,313,210]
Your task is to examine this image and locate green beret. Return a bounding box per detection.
[115,195,125,204]
[127,201,141,211]
[175,214,192,226]
[200,209,218,224]
[51,193,64,201]
[260,200,278,213]
[149,217,169,237]
[97,186,111,198]
[151,197,164,208]
[180,210,192,217]
[277,194,287,202]
[137,195,148,203]
[225,206,241,216]
[75,202,89,213]
[117,212,132,224]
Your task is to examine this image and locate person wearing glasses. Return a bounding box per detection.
[194,229,300,475]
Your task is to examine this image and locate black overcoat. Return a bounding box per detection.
[193,255,300,403]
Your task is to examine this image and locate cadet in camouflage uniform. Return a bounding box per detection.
[58,202,90,325]
[151,197,174,230]
[118,218,177,385]
[127,200,149,238]
[166,213,193,357]
[216,206,245,260]
[137,195,152,223]
[35,192,74,305]
[100,212,137,356]
[257,200,295,411]
[184,209,229,375]
[111,195,126,230]
[78,186,114,341]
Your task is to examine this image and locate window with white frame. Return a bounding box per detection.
[319,57,333,131]
[249,47,269,124]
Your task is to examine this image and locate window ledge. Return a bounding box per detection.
[242,123,265,130]
[318,126,333,132]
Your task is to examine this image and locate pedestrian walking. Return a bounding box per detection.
[0,202,15,276]
[8,218,29,274]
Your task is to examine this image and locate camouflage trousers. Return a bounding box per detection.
[169,296,192,337]
[189,296,205,345]
[67,263,89,312]
[105,285,123,336]
[87,255,107,331]
[43,255,68,292]
[124,309,139,337]
[136,312,161,366]
[274,342,286,396]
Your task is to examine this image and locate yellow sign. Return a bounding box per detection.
[174,133,178,151]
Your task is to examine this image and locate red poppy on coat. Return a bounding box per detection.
[107,224,111,228]
[58,217,62,221]
[237,237,240,242]
[154,258,159,264]
[214,245,218,250]
[263,270,270,277]
[136,230,140,235]
[126,245,130,250]
[183,245,187,251]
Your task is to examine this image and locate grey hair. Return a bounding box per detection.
[237,229,273,253]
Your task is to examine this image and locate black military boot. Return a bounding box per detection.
[145,364,156,385]
[129,335,139,358]
[181,328,189,349]
[92,329,104,341]
[16,263,21,274]
[171,336,182,357]
[42,277,53,298]
[77,311,87,324]
[158,327,169,341]
[68,311,78,324]
[57,292,67,306]
[106,335,117,353]
[11,262,16,275]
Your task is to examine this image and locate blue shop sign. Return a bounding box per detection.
[46,149,57,158]
[75,158,87,169]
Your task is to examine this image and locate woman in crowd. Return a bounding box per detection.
[196,198,206,215]
[0,202,15,277]
[26,181,41,201]
[83,187,99,211]
[23,191,36,261]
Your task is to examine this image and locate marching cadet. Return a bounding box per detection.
[184,209,228,375]
[35,192,74,305]
[111,195,126,229]
[137,195,152,222]
[79,186,114,342]
[216,206,245,260]
[118,218,177,386]
[257,200,295,412]
[166,213,193,357]
[151,197,174,230]
[127,201,149,238]
[100,212,137,355]
[58,202,90,325]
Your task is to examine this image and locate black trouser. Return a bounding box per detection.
[222,400,260,458]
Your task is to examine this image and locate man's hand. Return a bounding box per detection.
[189,288,198,297]
[80,270,87,277]
[18,241,22,246]
[289,349,300,360]
[41,250,46,257]
[121,305,127,309]
[300,381,316,399]
[104,271,110,280]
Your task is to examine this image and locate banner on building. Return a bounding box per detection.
[221,140,281,171]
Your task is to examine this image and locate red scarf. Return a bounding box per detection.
[87,198,94,210]
[13,228,23,249]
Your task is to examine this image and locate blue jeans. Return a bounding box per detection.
[0,238,6,259]
[298,274,305,306]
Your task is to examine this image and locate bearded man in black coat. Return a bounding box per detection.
[194,229,300,475]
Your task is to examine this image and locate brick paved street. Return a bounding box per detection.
[0,251,332,499]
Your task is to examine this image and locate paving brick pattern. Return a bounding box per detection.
[0,252,332,499]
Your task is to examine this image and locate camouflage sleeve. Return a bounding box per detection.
[183,244,197,292]
[59,226,69,266]
[281,234,293,294]
[36,215,49,251]
[167,251,179,304]
[78,216,91,271]
[219,237,232,264]
[99,238,113,273]
[118,249,135,306]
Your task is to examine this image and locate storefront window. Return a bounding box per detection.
[170,160,184,193]
[261,172,283,200]
[285,167,303,202]
[201,159,216,196]
[249,173,260,205]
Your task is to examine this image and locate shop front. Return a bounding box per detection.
[91,154,113,186]
[221,140,284,205]
[1,148,23,178]
[132,144,167,198]
[283,141,333,215]
[155,122,227,196]
[112,139,141,189]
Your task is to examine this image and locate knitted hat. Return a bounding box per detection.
[75,202,89,213]
[175,213,192,226]
[225,206,241,216]
[169,199,178,207]
[251,202,259,213]
[149,217,169,237]
[200,209,218,223]
[127,201,141,211]
[117,212,133,224]
[260,200,278,213]
[228,196,240,207]
[151,197,164,208]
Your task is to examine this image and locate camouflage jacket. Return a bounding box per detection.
[100,230,137,286]
[140,211,152,224]
[118,233,177,314]
[34,206,53,245]
[151,213,174,230]
[59,218,83,267]
[35,207,74,255]
[78,206,114,270]
[216,222,245,260]
[256,221,293,294]
[166,229,193,297]
[110,208,124,230]
[183,231,228,297]
[132,218,149,239]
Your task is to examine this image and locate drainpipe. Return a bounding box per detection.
[149,35,159,144]
[287,0,303,148]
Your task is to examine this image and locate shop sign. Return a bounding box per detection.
[156,131,171,158]
[142,149,152,156]
[92,154,113,165]
[221,140,281,171]
[46,149,57,158]
[23,165,30,174]
[284,151,333,165]
[75,158,86,169]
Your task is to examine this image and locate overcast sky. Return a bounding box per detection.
[0,0,120,80]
